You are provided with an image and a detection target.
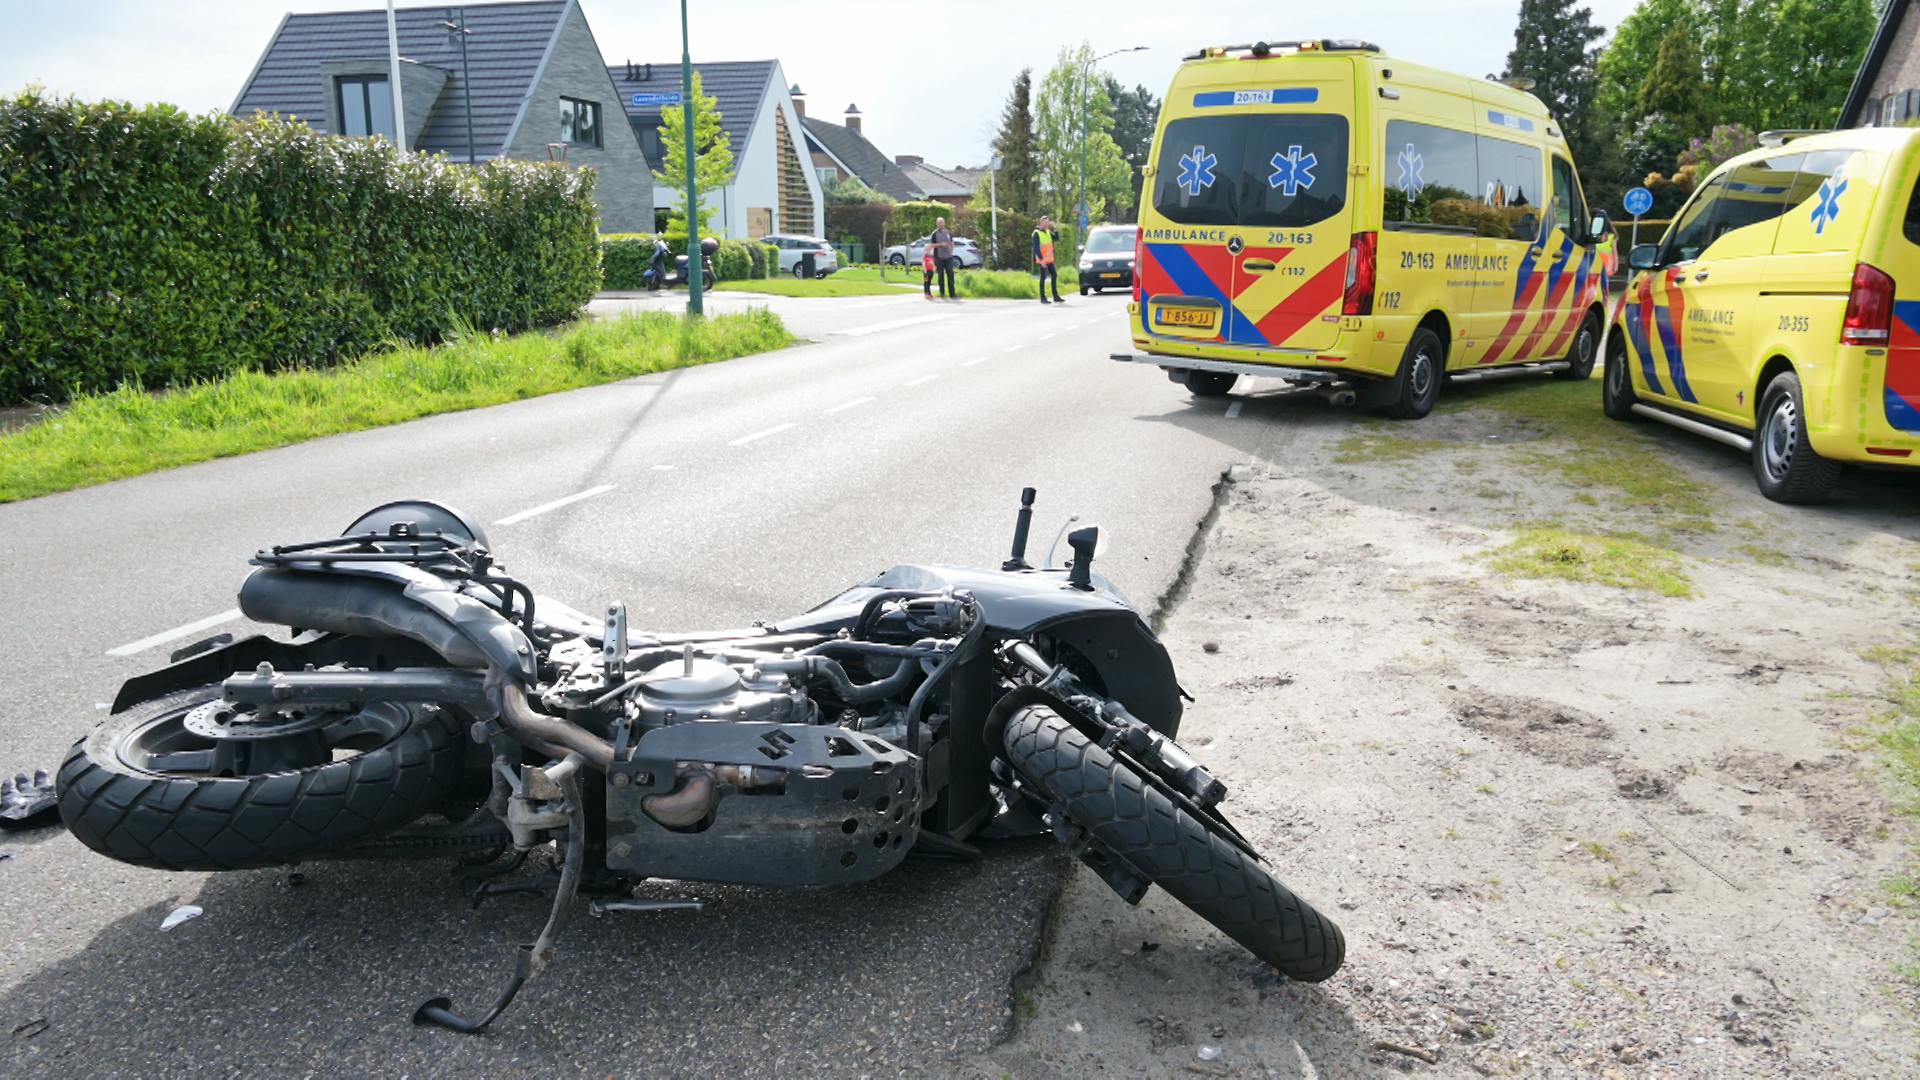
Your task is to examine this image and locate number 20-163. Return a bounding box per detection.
[1399,252,1435,270]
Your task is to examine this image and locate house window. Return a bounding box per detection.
[561,97,601,148]
[337,76,395,141]
[1885,95,1900,126]
[640,128,662,160]
[816,166,837,185]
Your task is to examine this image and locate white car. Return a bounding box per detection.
[761,234,840,278]
[884,236,984,269]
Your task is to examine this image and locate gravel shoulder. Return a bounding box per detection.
[981,373,1920,1077]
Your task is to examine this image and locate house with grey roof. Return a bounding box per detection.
[609,58,822,239]
[232,0,651,232]
[1842,0,1920,127]
[797,96,927,202]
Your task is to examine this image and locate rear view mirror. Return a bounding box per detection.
[1628,244,1660,271]
[1588,211,1612,244]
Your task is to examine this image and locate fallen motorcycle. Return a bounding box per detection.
[57,490,1343,1032]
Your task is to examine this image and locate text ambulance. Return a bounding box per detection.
[1604,128,1920,503]
[1115,39,1611,420]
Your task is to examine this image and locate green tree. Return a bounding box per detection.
[1748,0,1876,129]
[1592,0,1694,128]
[1636,23,1710,136]
[1104,76,1161,224]
[991,69,1041,214]
[651,72,733,236]
[1035,43,1134,229]
[1503,0,1606,160]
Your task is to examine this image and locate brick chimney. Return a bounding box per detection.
[844,104,862,134]
[790,84,805,118]
[894,154,922,167]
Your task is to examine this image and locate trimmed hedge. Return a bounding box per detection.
[887,201,952,248]
[598,234,774,290]
[0,91,602,404]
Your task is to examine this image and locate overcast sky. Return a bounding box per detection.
[1,0,1643,166]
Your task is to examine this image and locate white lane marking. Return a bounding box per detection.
[496,484,616,525]
[108,609,244,658]
[1002,344,1023,354]
[960,355,989,368]
[904,374,940,388]
[833,313,960,337]
[651,464,676,471]
[1225,401,1244,419]
[824,396,876,415]
[728,422,797,447]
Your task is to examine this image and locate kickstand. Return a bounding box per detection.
[415,764,586,1035]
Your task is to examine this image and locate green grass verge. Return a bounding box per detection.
[1863,639,1920,980]
[0,310,793,504]
[712,276,906,298]
[1484,526,1693,597]
[833,264,1082,298]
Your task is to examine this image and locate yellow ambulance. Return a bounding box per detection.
[1114,39,1612,419]
[1603,128,1920,503]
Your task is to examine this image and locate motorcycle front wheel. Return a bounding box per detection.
[58,685,465,871]
[1002,705,1345,981]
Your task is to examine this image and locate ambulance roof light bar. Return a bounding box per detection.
[1181,39,1382,61]
[1757,129,1826,148]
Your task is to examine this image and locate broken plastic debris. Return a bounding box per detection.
[160,905,203,931]
[0,770,58,830]
[1196,1045,1223,1062]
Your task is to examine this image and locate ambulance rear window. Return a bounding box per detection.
[1153,115,1349,228]
[1905,172,1920,246]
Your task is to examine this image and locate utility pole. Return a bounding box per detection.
[1078,46,1147,249]
[441,9,475,164]
[680,0,702,317]
[385,0,407,150]
[989,154,1002,268]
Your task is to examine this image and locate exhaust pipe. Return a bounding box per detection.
[643,770,718,828]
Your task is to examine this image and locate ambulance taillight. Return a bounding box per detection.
[1342,232,1378,316]
[1841,262,1894,346]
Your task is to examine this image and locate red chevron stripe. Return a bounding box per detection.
[1480,270,1550,365]
[1514,259,1582,360]
[1541,268,1594,357]
[1251,257,1348,346]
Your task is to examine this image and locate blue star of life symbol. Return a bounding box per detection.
[1268,145,1317,196]
[1177,145,1217,198]
[1396,143,1425,195]
[1811,171,1847,235]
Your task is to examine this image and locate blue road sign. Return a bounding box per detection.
[1623,186,1654,217]
[631,92,683,107]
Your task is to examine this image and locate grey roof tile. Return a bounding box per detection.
[801,117,923,201]
[607,59,774,167]
[232,0,569,158]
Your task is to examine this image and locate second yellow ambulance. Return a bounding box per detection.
[1116,39,1612,419]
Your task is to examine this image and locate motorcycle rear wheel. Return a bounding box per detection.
[58,685,465,871]
[1002,706,1345,981]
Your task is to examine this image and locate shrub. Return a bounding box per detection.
[599,234,763,287]
[713,239,754,281]
[956,207,1037,271]
[0,91,602,404]
[826,203,892,263]
[887,200,951,249]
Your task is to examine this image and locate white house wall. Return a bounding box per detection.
[650,61,823,239]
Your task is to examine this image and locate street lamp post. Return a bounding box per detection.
[385,0,407,150]
[1076,45,1147,253]
[988,154,1003,268]
[440,9,475,165]
[680,0,703,316]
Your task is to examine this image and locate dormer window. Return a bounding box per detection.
[561,97,601,148]
[336,75,396,141]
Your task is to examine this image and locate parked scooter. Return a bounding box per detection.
[643,236,718,291]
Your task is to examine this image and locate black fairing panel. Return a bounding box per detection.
[777,564,1182,737]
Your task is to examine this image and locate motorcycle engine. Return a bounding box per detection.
[625,655,813,727]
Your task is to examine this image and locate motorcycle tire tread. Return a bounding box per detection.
[56,687,465,872]
[1003,705,1344,982]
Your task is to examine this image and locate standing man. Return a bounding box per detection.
[931,217,957,300]
[1033,215,1065,305]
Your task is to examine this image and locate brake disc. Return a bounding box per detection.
[181,700,349,741]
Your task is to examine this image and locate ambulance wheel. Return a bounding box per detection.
[1555,312,1602,381]
[1602,331,1637,420]
[1377,328,1442,420]
[1186,371,1237,398]
[1753,371,1842,505]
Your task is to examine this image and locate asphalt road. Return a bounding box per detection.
[0,289,1306,1075]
